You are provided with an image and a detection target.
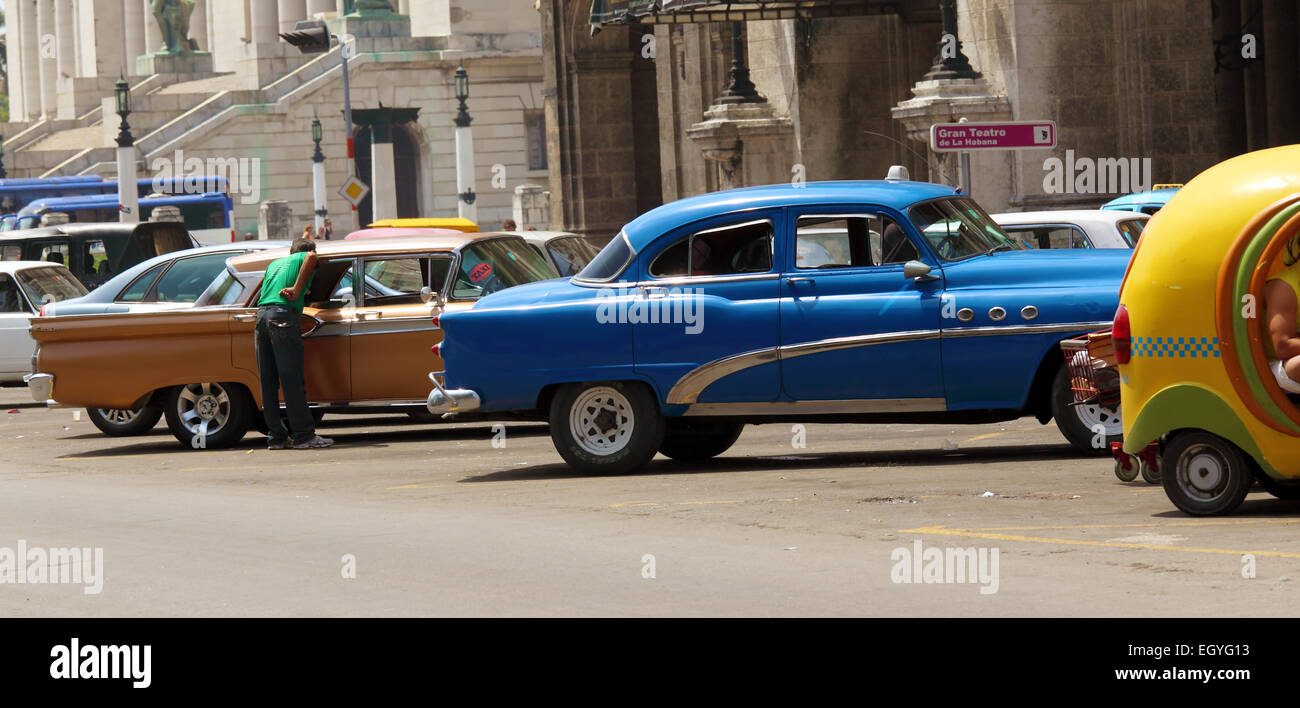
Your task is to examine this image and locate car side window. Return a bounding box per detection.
[0,245,22,261]
[1002,226,1091,249]
[151,253,234,303]
[0,274,28,313]
[352,256,452,306]
[794,214,917,269]
[649,219,773,278]
[117,263,168,303]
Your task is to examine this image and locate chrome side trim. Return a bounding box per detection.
[665,330,941,405]
[780,330,941,360]
[683,398,947,417]
[941,320,1111,338]
[666,347,780,405]
[636,272,780,288]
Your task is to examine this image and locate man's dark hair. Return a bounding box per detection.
[290,238,317,254]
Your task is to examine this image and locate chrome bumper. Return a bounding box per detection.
[24,373,54,404]
[426,372,481,416]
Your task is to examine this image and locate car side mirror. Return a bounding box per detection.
[903,260,939,281]
[420,286,437,305]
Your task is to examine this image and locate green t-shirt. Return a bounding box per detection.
[258,252,313,314]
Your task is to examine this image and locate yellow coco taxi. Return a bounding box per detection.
[1117,144,1300,515]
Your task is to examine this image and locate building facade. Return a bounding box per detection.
[3,0,551,234]
[542,0,1300,236]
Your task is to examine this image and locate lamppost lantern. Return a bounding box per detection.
[455,65,469,102]
[311,118,325,163]
[454,65,472,128]
[114,77,134,148]
[114,78,131,117]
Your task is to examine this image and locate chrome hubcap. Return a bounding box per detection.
[569,386,635,456]
[177,383,231,438]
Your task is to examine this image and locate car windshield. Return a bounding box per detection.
[451,238,560,299]
[909,197,1021,261]
[575,231,634,282]
[17,266,88,305]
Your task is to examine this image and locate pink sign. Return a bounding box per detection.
[929,121,1057,152]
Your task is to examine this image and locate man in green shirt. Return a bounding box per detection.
[256,238,333,449]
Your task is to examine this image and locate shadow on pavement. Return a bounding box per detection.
[458,442,1090,483]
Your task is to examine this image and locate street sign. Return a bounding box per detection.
[930,120,1057,152]
[338,175,370,207]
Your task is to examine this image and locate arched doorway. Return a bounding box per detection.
[354,123,422,226]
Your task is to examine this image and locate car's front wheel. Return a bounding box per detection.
[658,420,744,462]
[549,381,664,474]
[163,382,252,449]
[87,403,163,437]
[1051,364,1121,455]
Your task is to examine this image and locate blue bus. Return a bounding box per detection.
[14,192,235,245]
[0,176,231,224]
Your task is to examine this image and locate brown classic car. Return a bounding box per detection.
[26,233,560,448]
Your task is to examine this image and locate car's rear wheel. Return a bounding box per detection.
[87,403,163,437]
[163,382,252,449]
[658,420,744,462]
[549,381,664,474]
[1161,431,1253,516]
[1051,364,1121,455]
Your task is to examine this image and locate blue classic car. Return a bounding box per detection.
[426,180,1130,473]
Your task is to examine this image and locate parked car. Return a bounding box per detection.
[1100,186,1180,215]
[426,180,1131,474]
[38,241,289,436]
[26,234,561,448]
[513,231,611,277]
[992,210,1149,249]
[0,222,198,290]
[0,262,87,383]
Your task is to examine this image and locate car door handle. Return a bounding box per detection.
[640,286,667,299]
[785,277,813,286]
[357,311,382,321]
[232,313,256,323]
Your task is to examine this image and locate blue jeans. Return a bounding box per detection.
[255,305,315,445]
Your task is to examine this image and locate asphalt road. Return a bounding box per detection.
[1,386,1298,617]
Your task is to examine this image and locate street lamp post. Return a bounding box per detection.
[453,65,477,223]
[114,78,140,224]
[281,20,358,230]
[0,135,7,180]
[311,118,328,235]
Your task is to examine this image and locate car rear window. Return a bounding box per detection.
[575,232,634,282]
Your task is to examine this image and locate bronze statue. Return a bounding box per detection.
[151,0,198,55]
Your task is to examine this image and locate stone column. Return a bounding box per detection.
[278,0,308,33]
[370,121,398,222]
[191,0,209,52]
[142,0,162,54]
[37,0,58,119]
[123,0,146,74]
[251,0,281,45]
[8,0,32,121]
[54,0,76,81]
[306,0,335,17]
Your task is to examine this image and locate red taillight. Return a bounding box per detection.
[38,305,47,317]
[431,342,442,356]
[1113,305,1131,365]
[431,313,441,327]
[230,229,236,243]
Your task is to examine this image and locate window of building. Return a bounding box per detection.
[525,111,548,171]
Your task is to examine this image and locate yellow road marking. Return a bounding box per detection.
[609,498,798,509]
[179,461,342,472]
[386,482,442,490]
[676,500,745,506]
[899,522,1300,559]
